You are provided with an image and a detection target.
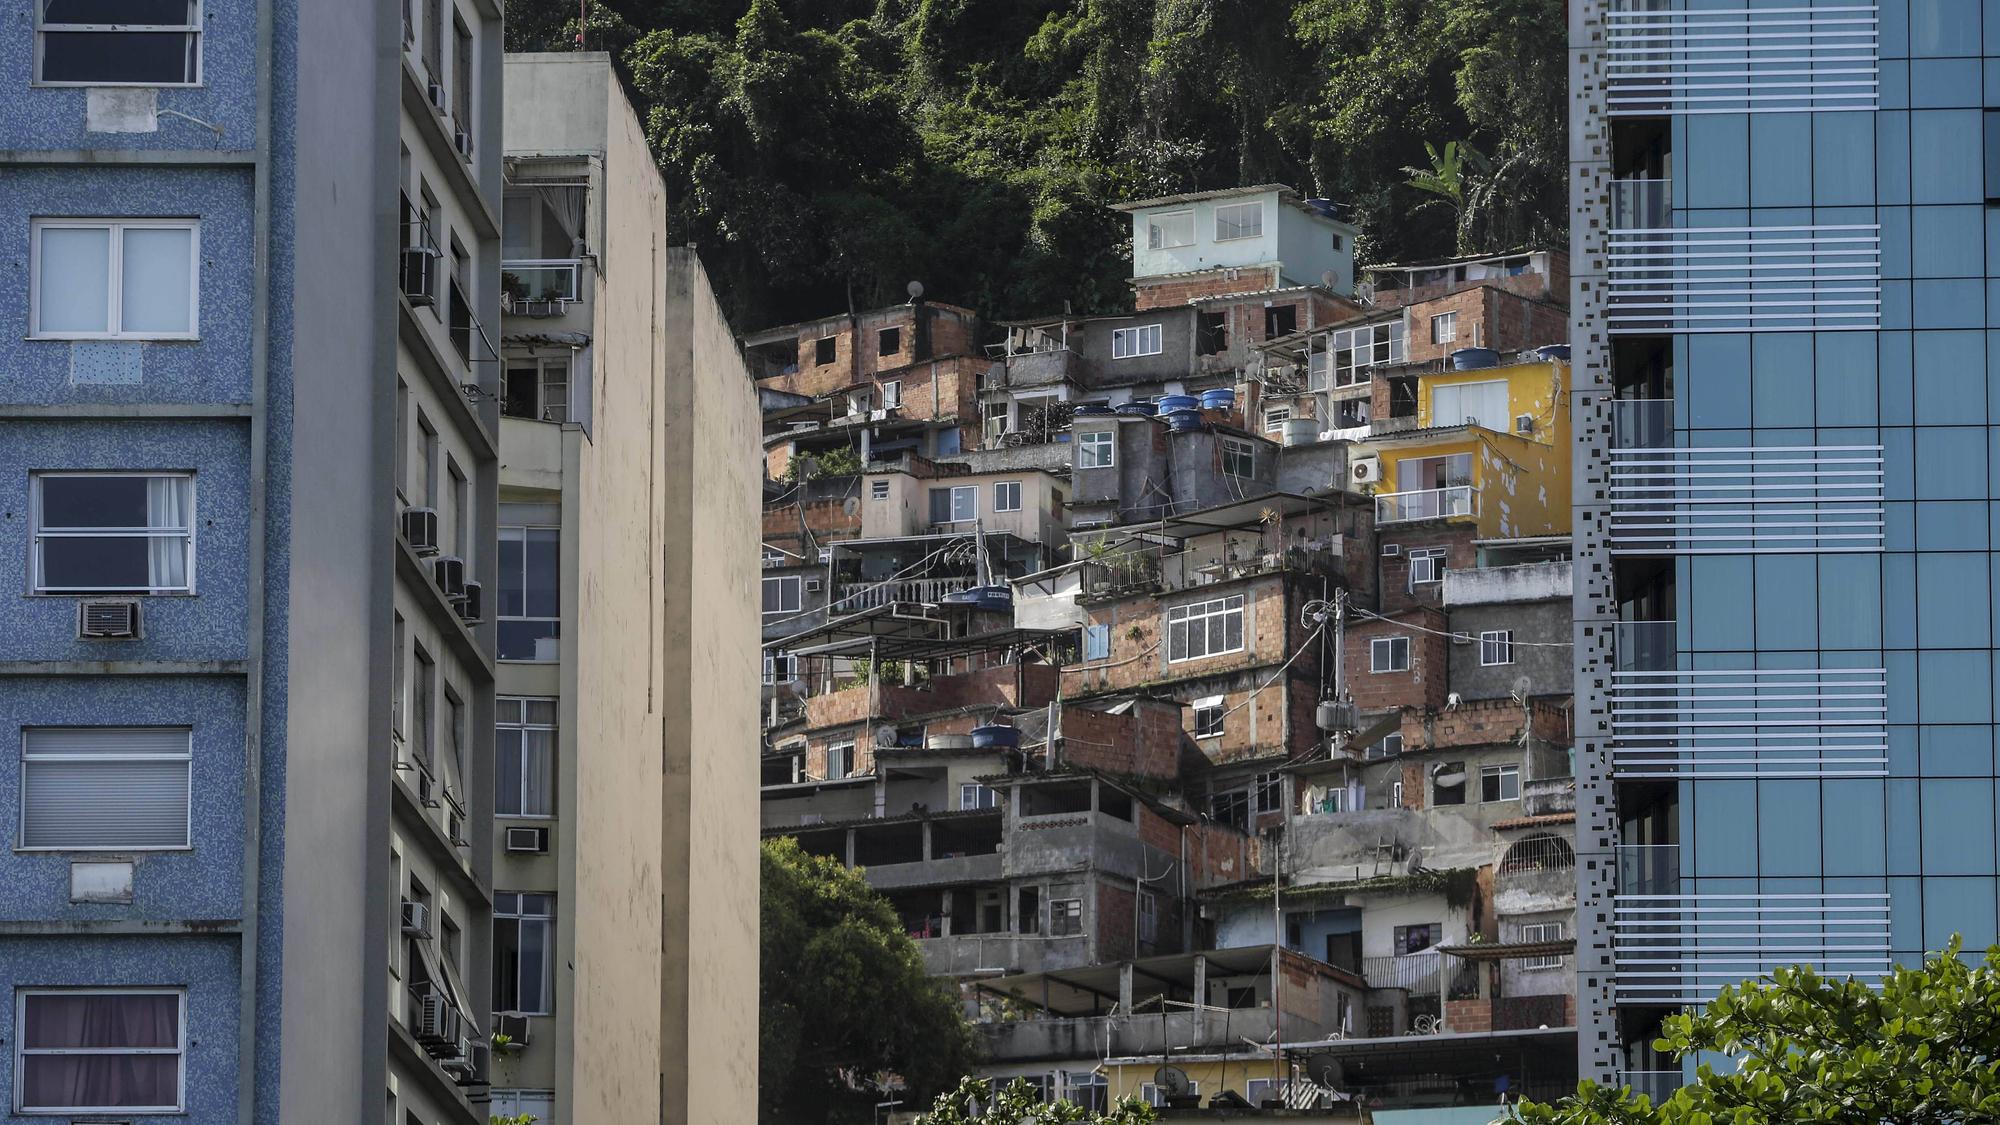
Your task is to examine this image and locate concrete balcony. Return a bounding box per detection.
[1374,485,1476,525]
[915,932,1094,977]
[995,348,1090,389]
[980,1008,1296,1064]
[1442,560,1571,606]
[861,850,1002,892]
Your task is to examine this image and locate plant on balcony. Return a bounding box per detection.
[500,271,528,300]
[1511,935,2000,1124]
[916,1076,1156,1123]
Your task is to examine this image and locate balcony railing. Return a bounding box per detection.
[502,259,581,303]
[1612,891,1890,1006]
[1606,437,1886,554]
[1360,950,1442,994]
[1608,665,1889,778]
[831,577,971,611]
[1615,844,1680,898]
[1374,485,1476,525]
[1604,2,1880,116]
[1610,179,1670,231]
[1605,223,1881,334]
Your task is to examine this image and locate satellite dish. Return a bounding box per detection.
[1306,1055,1346,1089]
[907,280,925,301]
[1155,1066,1192,1098]
[843,496,862,516]
[874,724,900,749]
[1321,269,1337,289]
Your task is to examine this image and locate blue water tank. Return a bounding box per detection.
[1199,388,1236,410]
[1536,344,1571,362]
[1073,402,1116,417]
[971,725,1023,750]
[1451,347,1501,370]
[943,584,1013,612]
[1156,394,1199,414]
[1166,409,1205,433]
[1115,401,1156,417]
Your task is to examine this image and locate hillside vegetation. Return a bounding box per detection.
[505,0,1566,332]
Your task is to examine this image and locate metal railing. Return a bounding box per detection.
[1610,179,1670,230]
[1360,949,1441,993]
[1374,485,1476,524]
[1616,844,1680,898]
[831,577,971,611]
[502,259,582,304]
[1499,834,1577,873]
[1611,399,1672,450]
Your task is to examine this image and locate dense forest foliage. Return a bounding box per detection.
[504,0,1566,333]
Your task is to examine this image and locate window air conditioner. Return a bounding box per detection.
[1515,414,1535,434]
[427,78,447,111]
[448,812,469,848]
[413,989,453,1043]
[1351,457,1382,484]
[400,900,431,937]
[77,599,140,640]
[401,507,440,556]
[453,128,472,159]
[505,826,549,854]
[454,581,483,624]
[494,1012,533,1045]
[400,247,437,306]
[417,770,441,809]
[432,556,467,599]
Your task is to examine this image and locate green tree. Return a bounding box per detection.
[761,837,977,1124]
[916,1076,1158,1124]
[1513,937,2000,1124]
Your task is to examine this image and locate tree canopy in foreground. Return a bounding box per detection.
[915,1076,1158,1124]
[1514,937,2000,1125]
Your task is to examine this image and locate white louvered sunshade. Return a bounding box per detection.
[22,727,192,849]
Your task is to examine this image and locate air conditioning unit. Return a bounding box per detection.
[1351,457,1382,484]
[400,900,431,937]
[494,1012,532,1045]
[1380,543,1402,557]
[432,556,466,599]
[455,580,483,623]
[505,826,549,854]
[1515,414,1535,434]
[448,1042,489,1087]
[413,988,454,1043]
[400,507,440,556]
[427,78,446,110]
[417,770,441,809]
[400,247,437,306]
[448,812,469,848]
[452,128,472,159]
[77,599,140,640]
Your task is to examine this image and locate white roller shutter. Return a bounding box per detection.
[22,728,191,849]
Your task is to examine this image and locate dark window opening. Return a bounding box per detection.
[1019,781,1094,816]
[1432,762,1466,806]
[1389,376,1420,419]
[1197,311,1228,355]
[1986,111,2000,204]
[1225,986,1257,1009]
[1018,887,1041,934]
[814,336,837,365]
[1264,304,1297,338]
[1098,788,1133,822]
[879,326,901,356]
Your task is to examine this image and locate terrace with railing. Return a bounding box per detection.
[1374,485,1477,525]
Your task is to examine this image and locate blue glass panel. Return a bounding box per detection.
[1816,331,1878,425]
[1689,556,1755,651]
[1814,114,1877,206]
[1754,555,1817,649]
[1686,335,1751,429]
[1691,782,1758,878]
[1751,116,1812,207]
[1911,209,1984,279]
[1914,426,1985,498]
[1910,58,1981,104]
[1879,113,1912,207]
[1923,876,1997,949]
[1759,781,1823,875]
[1919,725,1995,776]
[1823,781,1888,876]
[1912,112,1984,204]
[1914,501,1987,549]
[1889,783,1924,873]
[1878,207,1912,281]
[1685,115,1750,209]
[1817,554,1883,649]
[1912,280,1984,328]
[1919,649,1992,722]
[1917,554,1991,647]
[1909,0,1980,56]
[1914,330,1984,421]
[1751,334,1813,427]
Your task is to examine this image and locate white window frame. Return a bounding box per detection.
[1147,209,1195,250]
[959,783,999,810]
[34,3,203,88]
[1408,547,1447,588]
[1479,629,1515,666]
[1138,891,1158,943]
[1253,771,1282,813]
[1521,921,1566,969]
[1049,897,1084,936]
[1192,695,1225,739]
[1481,763,1521,803]
[1246,1078,1289,1106]
[1167,593,1246,664]
[931,485,976,524]
[881,379,902,408]
[493,892,555,1016]
[761,575,803,621]
[29,471,197,595]
[1213,200,1264,241]
[1221,437,1255,479]
[1078,430,1115,469]
[823,741,854,780]
[30,218,200,340]
[1328,320,1406,387]
[762,650,796,685]
[14,987,187,1114]
[495,697,556,819]
[1082,623,1110,661]
[1111,324,1163,359]
[1370,635,1410,673]
[1263,406,1291,434]
[1430,310,1458,344]
[993,480,1023,513]
[503,357,570,423]
[499,523,561,663]
[869,479,890,500]
[20,727,192,852]
[1365,732,1404,760]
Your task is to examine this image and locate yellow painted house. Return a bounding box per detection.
[1358,358,1571,539]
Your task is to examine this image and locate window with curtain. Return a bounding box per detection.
[494,892,554,1015]
[21,727,191,850]
[496,697,556,817]
[32,219,197,338]
[36,1,201,85]
[498,525,560,660]
[17,989,184,1112]
[1214,201,1264,240]
[929,485,976,524]
[31,473,194,594]
[1431,380,1510,430]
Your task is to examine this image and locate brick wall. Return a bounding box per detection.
[1375,525,1480,614]
[1401,286,1569,366]
[1133,266,1285,310]
[759,304,984,399]
[1097,880,1137,962]
[1345,607,1449,713]
[1060,700,1185,779]
[1445,998,1492,1033]
[875,354,984,422]
[1138,810,1260,887]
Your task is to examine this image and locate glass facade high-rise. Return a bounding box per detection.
[1569,0,1994,1093]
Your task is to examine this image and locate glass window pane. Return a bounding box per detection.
[39,30,195,85]
[119,226,192,333]
[37,226,109,334]
[23,992,179,1048]
[498,530,525,616]
[40,475,148,528]
[521,530,556,615]
[45,0,196,23]
[22,1055,179,1110]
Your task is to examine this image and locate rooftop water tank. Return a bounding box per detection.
[1073,402,1116,417]
[1166,409,1205,433]
[971,725,1023,750]
[1199,387,1236,410]
[1156,394,1199,414]
[1536,344,1571,362]
[1451,347,1500,370]
[1115,401,1156,417]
